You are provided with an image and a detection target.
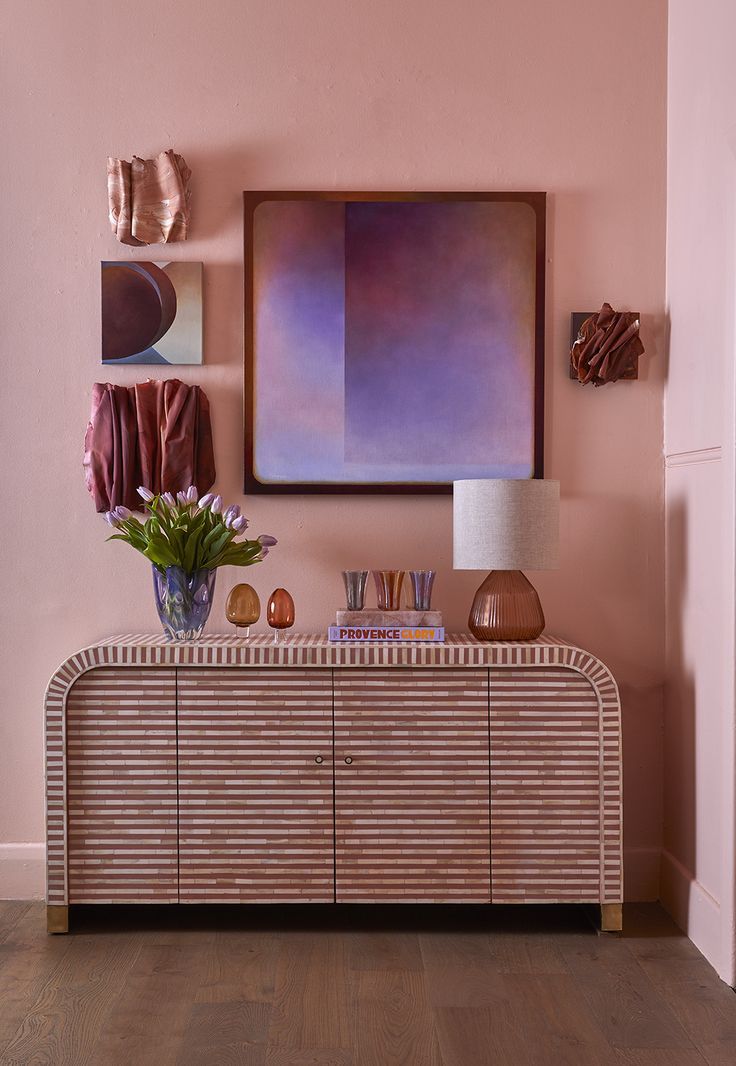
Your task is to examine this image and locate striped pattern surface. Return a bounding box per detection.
[76,632,613,669]
[490,668,602,903]
[45,635,622,908]
[66,668,178,903]
[334,669,490,902]
[178,669,334,902]
[600,669,623,903]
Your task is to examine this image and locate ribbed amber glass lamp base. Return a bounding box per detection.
[468,569,545,641]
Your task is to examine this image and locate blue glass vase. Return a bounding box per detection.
[152,565,217,641]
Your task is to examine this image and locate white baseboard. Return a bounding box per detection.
[624,845,661,901]
[660,848,728,981]
[0,843,45,900]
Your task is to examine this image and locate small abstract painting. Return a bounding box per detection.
[244,193,545,493]
[101,260,202,364]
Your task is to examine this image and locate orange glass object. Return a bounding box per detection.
[267,588,295,639]
[372,570,405,611]
[468,569,545,641]
[225,583,261,635]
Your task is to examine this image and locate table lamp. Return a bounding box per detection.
[453,479,559,640]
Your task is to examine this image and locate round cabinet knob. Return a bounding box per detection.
[344,756,353,764]
[314,755,324,764]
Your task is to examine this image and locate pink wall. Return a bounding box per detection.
[665,0,736,983]
[0,0,667,897]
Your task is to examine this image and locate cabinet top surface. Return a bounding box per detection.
[101,632,568,649]
[46,634,619,707]
[97,632,577,662]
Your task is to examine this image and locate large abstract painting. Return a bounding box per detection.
[244,192,545,493]
[101,260,202,365]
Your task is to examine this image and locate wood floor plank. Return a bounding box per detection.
[488,933,570,974]
[176,1000,271,1066]
[435,971,621,1066]
[184,1000,271,1043]
[266,1051,354,1065]
[0,902,32,946]
[0,903,733,1066]
[420,932,506,1007]
[268,934,351,1051]
[195,930,279,1004]
[614,1051,710,1065]
[433,1008,522,1066]
[0,931,142,1066]
[560,931,700,1050]
[699,1044,736,1066]
[86,940,210,1066]
[622,946,736,1066]
[622,907,710,964]
[182,999,270,1051]
[0,906,77,1053]
[352,969,442,1066]
[347,931,423,972]
[506,973,619,1065]
[177,1046,266,1066]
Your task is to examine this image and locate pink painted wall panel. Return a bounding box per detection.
[2,0,666,900]
[665,0,736,983]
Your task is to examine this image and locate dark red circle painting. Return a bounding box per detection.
[101,262,177,360]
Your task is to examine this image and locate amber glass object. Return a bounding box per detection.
[267,588,295,643]
[468,569,545,641]
[226,583,261,636]
[372,570,405,611]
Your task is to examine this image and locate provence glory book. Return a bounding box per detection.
[328,626,445,642]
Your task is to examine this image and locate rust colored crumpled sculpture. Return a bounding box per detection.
[571,303,644,386]
[84,379,216,512]
[107,149,191,245]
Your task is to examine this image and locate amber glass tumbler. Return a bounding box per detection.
[372,570,405,611]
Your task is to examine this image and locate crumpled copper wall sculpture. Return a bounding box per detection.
[107,150,191,246]
[83,379,216,512]
[570,303,644,386]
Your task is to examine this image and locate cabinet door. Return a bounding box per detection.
[490,667,601,902]
[334,669,490,902]
[66,668,178,903]
[178,668,334,902]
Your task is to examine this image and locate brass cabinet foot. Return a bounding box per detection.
[47,905,69,934]
[600,902,622,932]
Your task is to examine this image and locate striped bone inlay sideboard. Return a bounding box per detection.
[490,668,602,903]
[45,635,622,930]
[334,669,490,902]
[178,668,334,903]
[66,668,178,903]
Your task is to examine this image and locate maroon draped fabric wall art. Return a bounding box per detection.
[83,379,216,512]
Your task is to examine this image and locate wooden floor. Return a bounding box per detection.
[0,902,734,1065]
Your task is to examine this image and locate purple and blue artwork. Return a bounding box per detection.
[251,198,540,487]
[101,261,202,365]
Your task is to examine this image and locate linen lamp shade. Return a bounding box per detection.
[453,479,560,640]
[453,479,559,571]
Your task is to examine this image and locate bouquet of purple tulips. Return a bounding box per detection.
[105,486,277,574]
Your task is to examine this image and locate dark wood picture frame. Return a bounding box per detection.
[244,190,546,495]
